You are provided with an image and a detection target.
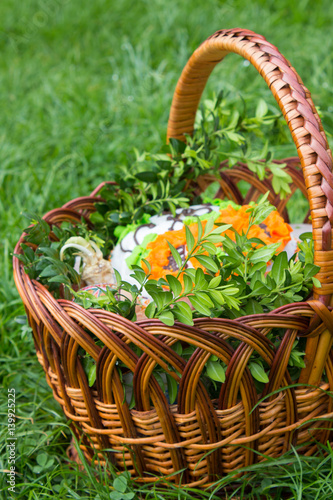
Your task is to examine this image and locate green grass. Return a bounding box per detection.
[1,0,333,498]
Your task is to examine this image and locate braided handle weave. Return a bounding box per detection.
[167,28,333,300]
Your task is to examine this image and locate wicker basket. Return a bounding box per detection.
[13,28,333,488]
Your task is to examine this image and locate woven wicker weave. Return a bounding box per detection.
[13,29,333,487]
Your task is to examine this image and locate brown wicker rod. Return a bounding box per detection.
[167,28,333,385]
[90,181,117,197]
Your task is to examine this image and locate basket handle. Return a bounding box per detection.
[167,28,333,299]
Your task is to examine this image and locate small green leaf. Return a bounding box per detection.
[183,346,196,359]
[184,268,196,281]
[312,277,321,288]
[32,465,44,474]
[173,301,194,326]
[208,289,225,305]
[110,492,129,500]
[284,270,292,287]
[130,267,146,285]
[194,267,208,289]
[266,275,276,291]
[145,302,156,319]
[226,130,245,143]
[203,216,215,237]
[169,137,187,154]
[273,295,291,308]
[209,276,222,288]
[141,258,151,273]
[166,275,183,297]
[206,223,231,236]
[167,241,183,270]
[249,243,281,264]
[244,299,264,315]
[48,275,71,285]
[185,225,195,253]
[114,269,122,286]
[271,251,288,283]
[257,191,270,205]
[201,242,217,255]
[299,232,313,241]
[149,292,164,310]
[256,99,268,118]
[160,291,173,306]
[250,280,270,295]
[194,291,214,309]
[88,364,96,387]
[168,201,176,216]
[289,351,306,368]
[13,253,28,265]
[247,238,266,247]
[20,244,36,263]
[304,263,320,280]
[223,293,240,310]
[251,271,263,288]
[206,359,226,383]
[135,171,158,183]
[252,205,275,226]
[214,89,224,109]
[249,362,269,383]
[172,341,183,355]
[157,310,175,326]
[39,264,59,278]
[204,234,226,243]
[166,373,178,404]
[194,254,219,273]
[189,295,212,316]
[36,452,48,467]
[183,274,193,294]
[153,372,165,392]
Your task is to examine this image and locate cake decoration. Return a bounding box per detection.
[110,203,294,285]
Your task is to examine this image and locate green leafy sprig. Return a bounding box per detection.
[139,91,292,200]
[14,214,86,297]
[90,173,189,257]
[143,218,241,326]
[88,91,293,257]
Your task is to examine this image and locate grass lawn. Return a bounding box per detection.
[1,0,333,498]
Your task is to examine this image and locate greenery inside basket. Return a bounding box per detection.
[13,29,333,487]
[18,92,319,400]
